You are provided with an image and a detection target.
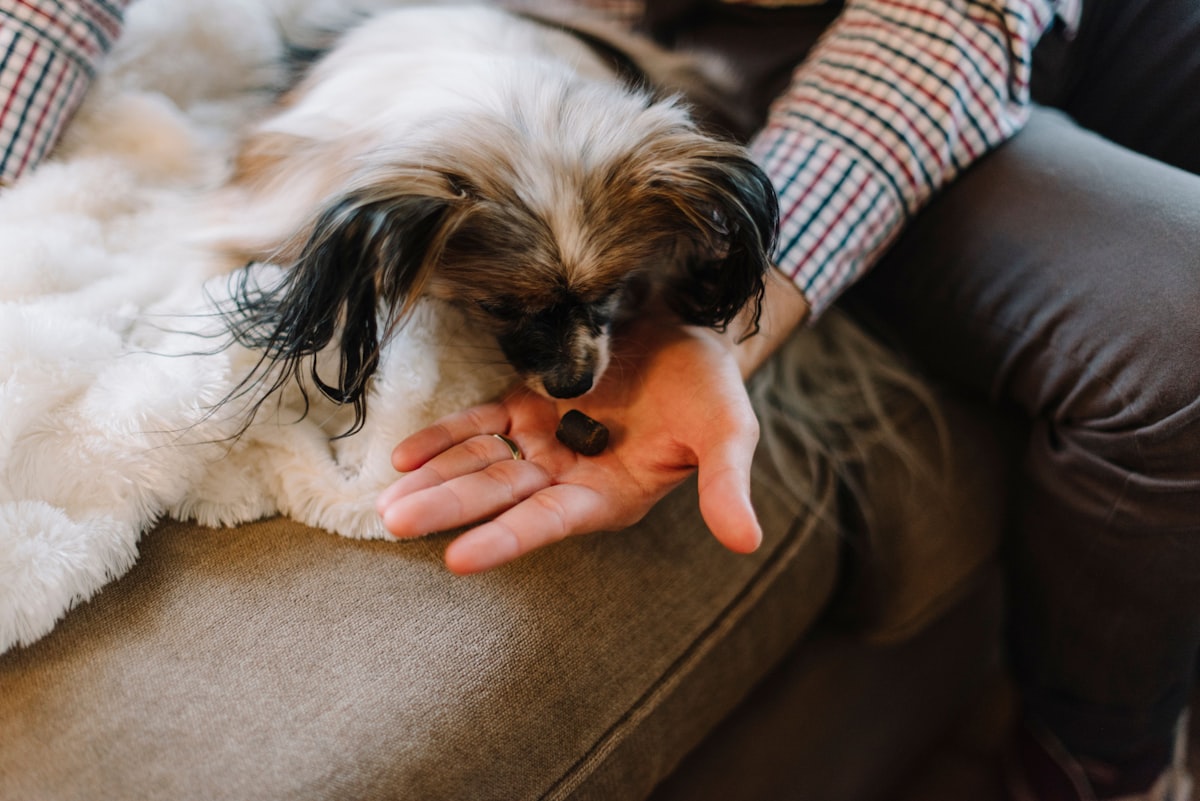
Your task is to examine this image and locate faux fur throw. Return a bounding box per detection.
[0,0,514,653]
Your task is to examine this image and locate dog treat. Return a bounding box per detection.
[556,410,609,456]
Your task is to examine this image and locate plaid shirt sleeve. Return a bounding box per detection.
[749,0,1063,317]
[0,0,129,186]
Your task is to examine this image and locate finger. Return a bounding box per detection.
[391,403,513,472]
[376,433,523,513]
[443,484,613,575]
[696,437,762,555]
[379,459,550,539]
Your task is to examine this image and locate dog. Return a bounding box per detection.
[215,2,779,431]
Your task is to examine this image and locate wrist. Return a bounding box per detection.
[726,268,810,379]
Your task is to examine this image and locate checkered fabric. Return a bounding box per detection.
[749,0,1062,315]
[584,0,1076,318]
[0,0,128,186]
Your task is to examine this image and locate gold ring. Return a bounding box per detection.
[492,433,523,461]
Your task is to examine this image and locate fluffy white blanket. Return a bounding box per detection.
[0,0,514,653]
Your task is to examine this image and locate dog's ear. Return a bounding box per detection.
[659,151,779,336]
[224,191,454,433]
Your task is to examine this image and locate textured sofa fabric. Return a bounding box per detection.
[0,314,1003,800]
[0,454,835,800]
[651,572,1006,801]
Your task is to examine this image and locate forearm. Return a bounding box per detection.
[0,0,130,185]
[753,0,1065,317]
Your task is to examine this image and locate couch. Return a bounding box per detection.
[0,0,1023,793]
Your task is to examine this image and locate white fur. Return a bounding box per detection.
[0,0,514,653]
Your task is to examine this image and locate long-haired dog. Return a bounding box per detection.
[216,2,778,432]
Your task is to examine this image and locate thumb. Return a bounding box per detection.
[696,438,762,554]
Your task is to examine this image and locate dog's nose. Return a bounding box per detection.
[544,372,594,399]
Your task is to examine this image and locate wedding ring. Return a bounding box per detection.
[492,433,523,461]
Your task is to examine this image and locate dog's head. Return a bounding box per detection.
[225,30,778,430]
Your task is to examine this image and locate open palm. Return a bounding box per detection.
[376,318,764,574]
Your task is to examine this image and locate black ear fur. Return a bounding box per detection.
[664,153,779,336]
[223,192,451,435]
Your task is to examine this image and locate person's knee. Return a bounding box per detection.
[1036,319,1200,531]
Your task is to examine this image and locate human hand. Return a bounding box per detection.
[375,316,765,574]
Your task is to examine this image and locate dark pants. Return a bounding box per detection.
[652,0,1200,764]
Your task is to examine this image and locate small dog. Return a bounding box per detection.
[217,3,778,430]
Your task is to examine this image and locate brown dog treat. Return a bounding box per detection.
[556,410,609,456]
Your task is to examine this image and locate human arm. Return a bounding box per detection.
[0,0,130,186]
[754,0,1070,316]
[376,270,809,574]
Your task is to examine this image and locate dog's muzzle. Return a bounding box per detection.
[542,371,594,399]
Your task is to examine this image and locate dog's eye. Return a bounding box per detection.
[475,299,522,321]
[587,294,621,327]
